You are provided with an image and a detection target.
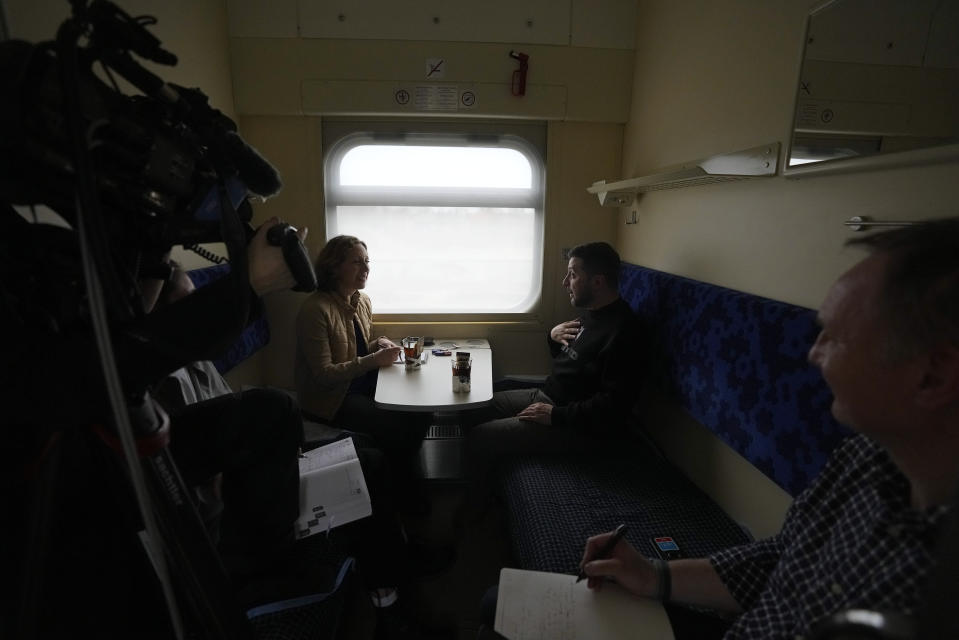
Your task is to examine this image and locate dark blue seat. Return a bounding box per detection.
[187,263,271,374]
[619,263,850,496]
[501,446,752,574]
[497,263,850,576]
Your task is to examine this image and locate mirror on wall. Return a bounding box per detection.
[784,0,959,176]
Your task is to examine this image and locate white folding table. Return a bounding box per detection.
[373,339,493,412]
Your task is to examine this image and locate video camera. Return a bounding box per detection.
[0,0,315,405]
[0,0,282,249]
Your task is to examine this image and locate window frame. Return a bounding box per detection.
[322,121,547,321]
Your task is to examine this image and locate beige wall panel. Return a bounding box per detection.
[227,0,299,38]
[227,0,637,49]
[296,39,507,82]
[231,38,633,122]
[571,0,637,49]
[292,39,633,90]
[230,39,305,115]
[301,80,568,120]
[297,0,571,45]
[559,47,634,122]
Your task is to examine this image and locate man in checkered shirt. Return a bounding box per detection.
[579,218,959,638]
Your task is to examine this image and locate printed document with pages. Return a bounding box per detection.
[295,437,371,539]
[495,568,674,640]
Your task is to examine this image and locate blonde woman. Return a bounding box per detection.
[295,235,431,513]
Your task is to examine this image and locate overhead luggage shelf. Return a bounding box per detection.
[588,142,780,206]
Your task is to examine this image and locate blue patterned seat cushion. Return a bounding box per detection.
[247,532,354,639]
[500,445,751,574]
[187,263,271,374]
[619,263,851,496]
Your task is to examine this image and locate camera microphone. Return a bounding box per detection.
[221,131,283,199]
[163,84,282,199]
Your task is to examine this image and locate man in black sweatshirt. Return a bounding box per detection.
[461,242,643,510]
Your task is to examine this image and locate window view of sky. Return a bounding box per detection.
[340,145,533,188]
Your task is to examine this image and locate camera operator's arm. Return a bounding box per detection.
[140,277,165,313]
[248,216,308,296]
[139,251,174,313]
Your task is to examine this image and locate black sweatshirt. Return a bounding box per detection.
[544,297,643,433]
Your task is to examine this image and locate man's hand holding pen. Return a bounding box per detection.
[578,526,659,599]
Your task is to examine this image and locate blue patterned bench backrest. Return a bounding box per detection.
[619,263,851,496]
[187,263,271,374]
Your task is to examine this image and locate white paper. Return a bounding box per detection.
[299,437,358,472]
[295,438,372,539]
[494,568,674,640]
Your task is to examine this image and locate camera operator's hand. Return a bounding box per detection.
[248,216,308,296]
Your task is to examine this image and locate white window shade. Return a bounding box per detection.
[325,133,545,314]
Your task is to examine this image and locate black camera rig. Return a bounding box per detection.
[0,2,313,637]
[0,0,319,396]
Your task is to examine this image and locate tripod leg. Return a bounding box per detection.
[141,446,254,639]
[9,428,175,638]
[125,396,254,640]
[14,434,63,639]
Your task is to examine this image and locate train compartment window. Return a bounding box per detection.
[324,127,545,314]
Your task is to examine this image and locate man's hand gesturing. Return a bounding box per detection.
[550,318,582,346]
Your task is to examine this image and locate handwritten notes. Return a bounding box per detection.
[494,568,674,640]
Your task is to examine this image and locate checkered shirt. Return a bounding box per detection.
[710,434,950,640]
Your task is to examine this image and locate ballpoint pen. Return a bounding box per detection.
[576,523,628,582]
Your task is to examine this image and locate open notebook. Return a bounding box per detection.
[495,568,674,640]
[295,437,371,539]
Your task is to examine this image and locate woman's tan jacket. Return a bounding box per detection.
[294,289,382,420]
